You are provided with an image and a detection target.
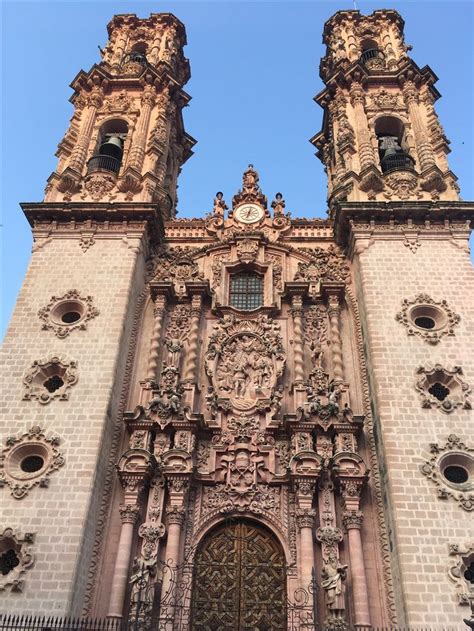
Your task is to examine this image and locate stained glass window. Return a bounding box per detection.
[230,272,263,310]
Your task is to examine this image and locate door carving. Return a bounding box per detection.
[191,520,287,630]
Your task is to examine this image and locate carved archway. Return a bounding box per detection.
[190,519,287,630]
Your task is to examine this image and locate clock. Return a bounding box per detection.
[235,203,264,224]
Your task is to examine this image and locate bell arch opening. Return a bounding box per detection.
[190,519,287,630]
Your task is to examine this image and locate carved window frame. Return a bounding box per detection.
[0,528,35,593]
[219,260,273,311]
[415,364,471,414]
[22,355,78,404]
[420,434,474,512]
[0,425,65,499]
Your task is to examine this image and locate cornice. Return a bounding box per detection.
[21,201,165,243]
[333,200,474,246]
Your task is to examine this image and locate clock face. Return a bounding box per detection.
[235,204,264,224]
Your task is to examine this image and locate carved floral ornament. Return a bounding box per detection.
[0,528,35,592]
[23,355,78,404]
[396,294,460,344]
[0,425,65,499]
[420,434,474,512]
[415,364,471,414]
[38,289,99,338]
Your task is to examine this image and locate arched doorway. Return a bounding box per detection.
[191,520,287,630]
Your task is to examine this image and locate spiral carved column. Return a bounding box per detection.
[291,295,305,385]
[146,295,167,382]
[327,294,344,384]
[183,295,202,382]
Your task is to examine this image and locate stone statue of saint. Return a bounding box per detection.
[321,553,347,612]
[213,191,227,216]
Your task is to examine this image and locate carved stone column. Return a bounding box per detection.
[160,477,188,621]
[69,88,103,173]
[343,510,371,628]
[296,508,316,593]
[291,295,305,385]
[350,82,376,172]
[183,294,202,382]
[402,80,436,173]
[108,503,141,618]
[294,479,316,598]
[146,295,167,383]
[340,478,371,628]
[140,282,174,406]
[127,85,156,172]
[325,290,344,385]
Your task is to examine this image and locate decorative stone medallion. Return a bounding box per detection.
[448,543,474,605]
[38,289,99,338]
[0,425,65,499]
[420,434,474,511]
[0,528,35,592]
[415,364,471,413]
[396,294,460,344]
[22,355,78,404]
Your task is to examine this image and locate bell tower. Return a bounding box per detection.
[46,13,195,215]
[312,10,459,209]
[314,10,474,628]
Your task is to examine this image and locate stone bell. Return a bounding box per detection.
[99,135,123,161]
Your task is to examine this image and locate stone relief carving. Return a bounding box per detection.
[294,246,350,284]
[415,364,471,413]
[204,427,279,514]
[395,294,460,344]
[22,355,78,404]
[150,246,204,295]
[83,173,117,201]
[0,425,65,499]
[448,543,474,606]
[0,528,35,592]
[371,89,400,110]
[205,314,285,411]
[420,434,473,511]
[384,172,422,201]
[38,289,100,338]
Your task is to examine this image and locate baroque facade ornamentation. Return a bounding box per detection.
[396,293,460,344]
[0,425,65,499]
[22,355,78,404]
[294,246,350,284]
[420,434,473,511]
[0,528,35,592]
[415,364,471,413]
[38,289,100,338]
[448,543,474,605]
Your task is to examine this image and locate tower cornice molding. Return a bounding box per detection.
[21,201,165,244]
[333,200,474,246]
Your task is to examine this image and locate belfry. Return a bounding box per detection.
[1,9,473,631]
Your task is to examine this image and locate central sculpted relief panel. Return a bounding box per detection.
[205,314,286,410]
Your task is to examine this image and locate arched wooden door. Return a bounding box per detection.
[191,520,287,630]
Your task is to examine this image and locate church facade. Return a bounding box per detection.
[1,9,473,630]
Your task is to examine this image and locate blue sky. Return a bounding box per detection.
[2,1,473,337]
